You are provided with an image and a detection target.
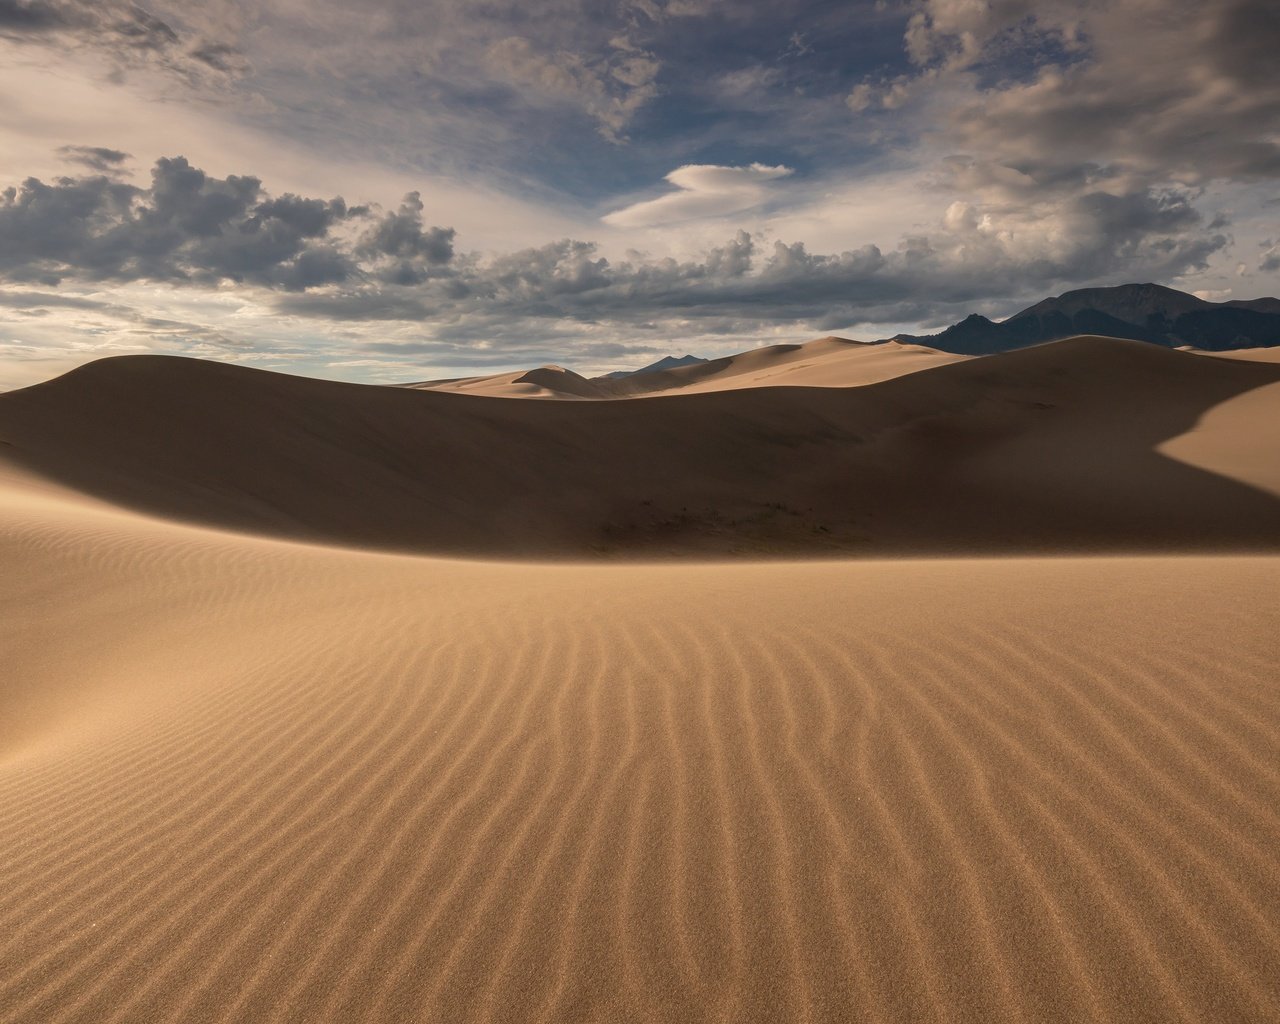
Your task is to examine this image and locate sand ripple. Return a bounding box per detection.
[2,495,1278,1022]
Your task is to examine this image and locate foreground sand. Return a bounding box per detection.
[2,471,1278,1023]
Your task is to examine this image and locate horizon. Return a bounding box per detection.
[2,0,1278,389]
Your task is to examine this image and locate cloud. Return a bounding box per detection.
[845,83,875,113]
[278,177,1226,332]
[0,154,1231,339]
[0,0,64,32]
[907,0,1280,187]
[484,34,661,141]
[0,0,248,84]
[357,192,456,284]
[0,157,358,289]
[57,145,130,173]
[603,163,794,227]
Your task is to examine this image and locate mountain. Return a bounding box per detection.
[894,283,1280,355]
[599,354,707,379]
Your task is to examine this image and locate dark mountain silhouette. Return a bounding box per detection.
[893,283,1280,354]
[600,354,707,379]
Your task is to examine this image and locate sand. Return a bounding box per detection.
[2,336,1278,557]
[2,335,1279,1022]
[410,337,969,399]
[1,471,1278,1023]
[1160,380,1280,498]
[410,366,603,400]
[1194,347,1280,364]
[616,337,972,396]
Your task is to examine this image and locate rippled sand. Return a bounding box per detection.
[2,475,1277,1023]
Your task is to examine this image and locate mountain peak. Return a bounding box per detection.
[1011,282,1209,325]
[902,283,1280,355]
[598,353,708,380]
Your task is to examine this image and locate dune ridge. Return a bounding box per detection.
[1,472,1278,1023]
[606,336,971,396]
[2,335,1278,558]
[408,336,968,399]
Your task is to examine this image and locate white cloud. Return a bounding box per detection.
[603,163,794,228]
[845,84,874,112]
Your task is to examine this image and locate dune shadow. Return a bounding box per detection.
[0,337,1278,559]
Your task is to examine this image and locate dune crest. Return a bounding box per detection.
[1,336,1278,558]
[409,335,969,399]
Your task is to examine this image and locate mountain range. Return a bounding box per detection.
[599,354,708,379]
[890,283,1280,355]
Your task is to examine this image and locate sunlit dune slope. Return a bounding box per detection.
[0,473,1277,1023]
[1196,346,1280,364]
[608,336,971,396]
[1,336,1277,556]
[410,336,968,398]
[410,365,606,399]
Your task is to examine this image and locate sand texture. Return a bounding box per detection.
[2,336,1278,557]
[2,334,1279,1023]
[1,473,1278,1023]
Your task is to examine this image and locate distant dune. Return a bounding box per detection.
[1,465,1278,1023]
[410,336,968,399]
[413,364,607,400]
[609,336,971,396]
[2,336,1278,557]
[1198,346,1280,364]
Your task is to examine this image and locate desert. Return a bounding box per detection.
[2,324,1279,1022]
[3,1,1280,1019]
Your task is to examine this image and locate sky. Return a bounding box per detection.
[0,0,1277,388]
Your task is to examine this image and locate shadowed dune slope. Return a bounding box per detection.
[1,476,1278,1023]
[1,335,1278,557]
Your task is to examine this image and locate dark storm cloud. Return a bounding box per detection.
[356,193,457,285]
[0,158,357,289]
[0,0,64,32]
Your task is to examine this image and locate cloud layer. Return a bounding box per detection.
[0,0,1278,389]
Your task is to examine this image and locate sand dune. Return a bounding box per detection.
[3,338,1279,1023]
[1198,347,1280,364]
[410,365,605,400]
[610,336,971,396]
[1,467,1278,1023]
[410,336,968,399]
[2,336,1278,557]
[1160,379,1280,498]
